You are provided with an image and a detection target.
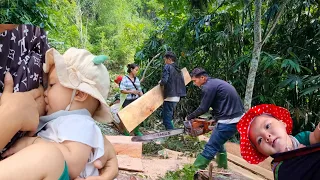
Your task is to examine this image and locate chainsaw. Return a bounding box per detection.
[131,118,216,142]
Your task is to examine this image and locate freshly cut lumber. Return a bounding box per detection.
[117,68,191,132]
[225,142,272,171]
[117,155,144,172]
[106,136,142,158]
[227,153,273,180]
[197,136,273,179]
[228,161,266,180]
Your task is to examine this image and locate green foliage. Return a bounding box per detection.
[2,0,319,135]
[83,0,158,72]
[135,0,320,134]
[163,135,206,156]
[161,164,197,180]
[0,0,50,28]
[142,134,206,157]
[45,0,83,51]
[142,141,164,156]
[1,0,157,74]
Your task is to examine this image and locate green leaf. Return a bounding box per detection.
[300,85,320,96]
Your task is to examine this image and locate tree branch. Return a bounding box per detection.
[141,53,161,81]
[261,0,289,46]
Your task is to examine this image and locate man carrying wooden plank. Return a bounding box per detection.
[117,67,191,133]
[186,68,245,170]
[159,51,187,130]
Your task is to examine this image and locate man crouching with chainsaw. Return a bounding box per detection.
[186,68,244,170]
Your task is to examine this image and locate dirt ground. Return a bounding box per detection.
[116,149,194,180]
[115,148,259,180]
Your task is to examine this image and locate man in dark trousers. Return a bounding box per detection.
[159,51,186,130]
[186,68,244,169]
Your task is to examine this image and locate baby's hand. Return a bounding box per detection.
[298,144,306,149]
[2,137,36,158]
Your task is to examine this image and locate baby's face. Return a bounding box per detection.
[249,114,290,156]
[44,66,73,115]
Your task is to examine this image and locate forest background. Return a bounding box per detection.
[1,0,319,135]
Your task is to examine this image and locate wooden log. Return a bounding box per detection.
[117,68,191,132]
[106,136,142,158]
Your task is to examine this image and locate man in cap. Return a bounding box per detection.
[186,68,244,169]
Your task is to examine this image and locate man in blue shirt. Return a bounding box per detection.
[186,68,244,169]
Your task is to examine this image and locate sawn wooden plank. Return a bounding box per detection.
[106,135,142,158]
[227,153,273,180]
[117,68,191,132]
[117,155,144,172]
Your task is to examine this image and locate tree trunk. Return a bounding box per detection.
[244,0,262,111]
[244,0,289,111]
[75,0,84,48]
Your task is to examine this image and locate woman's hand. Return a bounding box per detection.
[130,90,143,96]
[130,90,140,95]
[35,85,46,116]
[1,73,41,132]
[1,137,37,158]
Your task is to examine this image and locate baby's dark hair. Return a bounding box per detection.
[164,51,176,62]
[127,63,139,73]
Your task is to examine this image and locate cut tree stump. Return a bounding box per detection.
[117,68,191,132]
[106,136,142,158]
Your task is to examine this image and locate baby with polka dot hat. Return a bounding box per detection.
[237,104,320,164]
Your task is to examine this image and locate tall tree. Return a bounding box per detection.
[244,0,289,110]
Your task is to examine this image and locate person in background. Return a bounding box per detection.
[159,51,186,130]
[110,76,122,131]
[186,68,244,170]
[119,63,144,136]
[109,75,122,107]
[114,75,123,86]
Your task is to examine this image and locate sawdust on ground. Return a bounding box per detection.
[117,149,194,180]
[116,148,259,180]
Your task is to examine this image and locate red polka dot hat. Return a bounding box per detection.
[237,104,293,164]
